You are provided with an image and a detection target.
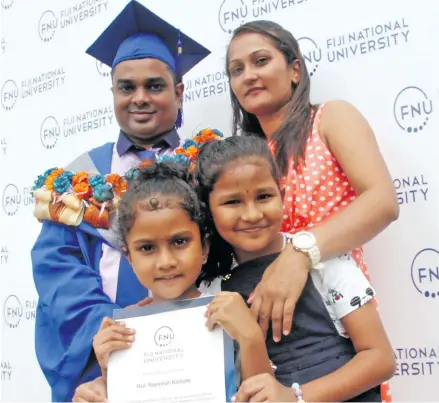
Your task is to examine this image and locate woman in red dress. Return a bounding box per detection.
[226,19,399,402]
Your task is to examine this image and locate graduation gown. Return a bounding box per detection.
[31,141,152,402]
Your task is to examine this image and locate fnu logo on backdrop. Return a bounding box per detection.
[40,116,60,150]
[394,86,433,133]
[411,248,439,299]
[218,0,308,34]
[298,18,410,77]
[1,80,18,111]
[1,0,14,10]
[1,69,66,112]
[40,105,114,150]
[38,1,110,42]
[1,184,34,216]
[96,60,111,78]
[3,295,36,329]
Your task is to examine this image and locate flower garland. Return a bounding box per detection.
[31,128,224,229]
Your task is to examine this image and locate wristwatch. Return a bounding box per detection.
[285,231,324,270]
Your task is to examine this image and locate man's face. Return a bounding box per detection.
[112,58,184,144]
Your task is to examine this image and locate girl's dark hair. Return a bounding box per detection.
[226,20,318,175]
[195,135,279,286]
[118,161,207,248]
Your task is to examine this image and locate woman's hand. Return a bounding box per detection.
[205,291,261,342]
[232,373,297,402]
[92,317,135,378]
[72,376,107,402]
[248,246,310,342]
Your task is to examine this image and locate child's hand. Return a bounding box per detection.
[232,373,296,402]
[72,376,107,402]
[205,292,260,343]
[93,317,135,377]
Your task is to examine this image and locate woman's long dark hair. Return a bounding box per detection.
[226,20,317,175]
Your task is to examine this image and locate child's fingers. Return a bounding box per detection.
[102,330,135,345]
[99,317,117,330]
[206,299,222,318]
[95,340,132,362]
[206,312,221,331]
[94,325,135,347]
[100,340,132,354]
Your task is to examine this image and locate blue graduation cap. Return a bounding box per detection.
[86,0,211,127]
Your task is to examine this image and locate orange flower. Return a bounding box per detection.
[45,168,64,190]
[139,160,153,168]
[200,131,218,143]
[73,182,92,199]
[116,180,128,194]
[106,173,121,186]
[72,171,89,185]
[105,173,128,196]
[53,168,64,176]
[175,148,186,155]
[185,146,200,161]
[45,175,56,191]
[193,129,219,145]
[201,128,214,136]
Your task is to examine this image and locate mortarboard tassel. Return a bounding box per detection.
[175,30,183,77]
[175,31,183,128]
[176,107,183,128]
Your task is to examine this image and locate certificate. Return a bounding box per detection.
[107,296,236,403]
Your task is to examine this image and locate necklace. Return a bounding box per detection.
[223,233,288,281]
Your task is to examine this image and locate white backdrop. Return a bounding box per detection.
[1,0,438,401]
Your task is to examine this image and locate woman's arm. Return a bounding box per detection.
[249,100,399,341]
[311,100,399,260]
[299,301,396,401]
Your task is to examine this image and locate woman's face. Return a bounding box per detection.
[227,32,298,117]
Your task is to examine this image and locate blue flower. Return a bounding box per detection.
[124,168,139,181]
[62,171,74,181]
[93,184,114,202]
[213,129,224,137]
[43,168,57,177]
[54,175,71,194]
[158,155,173,163]
[89,175,107,188]
[32,175,47,190]
[174,154,190,164]
[182,139,197,150]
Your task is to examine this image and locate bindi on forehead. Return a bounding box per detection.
[136,196,182,212]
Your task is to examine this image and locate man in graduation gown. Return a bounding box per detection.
[30,1,210,401]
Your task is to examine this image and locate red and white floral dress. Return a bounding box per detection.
[270,104,392,402]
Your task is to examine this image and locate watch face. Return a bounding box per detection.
[295,233,315,249]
